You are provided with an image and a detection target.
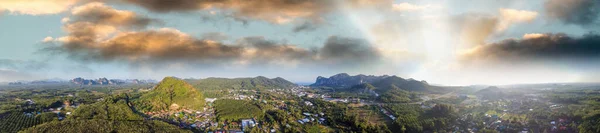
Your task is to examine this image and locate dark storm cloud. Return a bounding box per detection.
[545,0,600,26]
[462,33,600,62]
[319,36,381,64]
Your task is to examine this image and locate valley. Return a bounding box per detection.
[0,74,598,132]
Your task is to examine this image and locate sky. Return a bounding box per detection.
[0,0,599,85]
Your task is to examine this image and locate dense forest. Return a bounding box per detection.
[186,76,296,90]
[19,95,188,132]
[135,77,205,112]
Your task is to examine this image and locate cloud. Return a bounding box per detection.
[449,10,536,48]
[392,3,441,12]
[69,2,159,29]
[119,0,334,24]
[293,22,319,32]
[545,0,600,26]
[88,28,242,63]
[318,36,381,64]
[522,33,547,39]
[46,2,382,68]
[49,27,380,68]
[54,2,160,55]
[236,37,314,66]
[450,13,500,47]
[497,8,538,31]
[118,0,393,24]
[461,33,600,63]
[201,32,229,41]
[42,37,55,43]
[0,0,78,15]
[61,17,71,23]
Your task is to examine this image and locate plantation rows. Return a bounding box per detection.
[0,112,42,133]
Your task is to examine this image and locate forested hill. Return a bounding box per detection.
[475,86,506,100]
[135,77,205,112]
[369,76,431,92]
[20,95,189,133]
[313,73,443,92]
[186,76,296,90]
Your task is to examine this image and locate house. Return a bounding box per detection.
[302,118,310,123]
[241,119,256,131]
[388,115,396,120]
[318,118,326,124]
[304,101,313,106]
[205,98,217,103]
[303,112,312,116]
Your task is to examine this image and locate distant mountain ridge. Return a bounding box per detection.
[370,76,429,92]
[313,73,446,93]
[71,77,157,85]
[311,73,390,87]
[187,76,296,90]
[475,86,505,100]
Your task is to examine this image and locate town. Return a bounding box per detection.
[1,74,599,133]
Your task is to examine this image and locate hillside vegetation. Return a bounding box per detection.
[187,76,296,90]
[214,99,263,122]
[20,95,189,133]
[136,77,205,112]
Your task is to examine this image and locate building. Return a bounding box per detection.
[241,119,256,131]
[304,101,313,106]
[205,98,217,103]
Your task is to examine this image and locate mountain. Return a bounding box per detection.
[187,76,296,90]
[311,73,390,87]
[70,77,157,85]
[136,77,205,112]
[370,76,430,92]
[475,86,505,100]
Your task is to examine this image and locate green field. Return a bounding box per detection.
[214,99,263,122]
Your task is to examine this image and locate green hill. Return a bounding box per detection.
[187,76,296,90]
[475,86,505,100]
[70,95,143,120]
[346,76,451,103]
[136,77,205,112]
[370,76,429,92]
[20,95,189,133]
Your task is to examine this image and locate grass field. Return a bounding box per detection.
[347,105,393,126]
